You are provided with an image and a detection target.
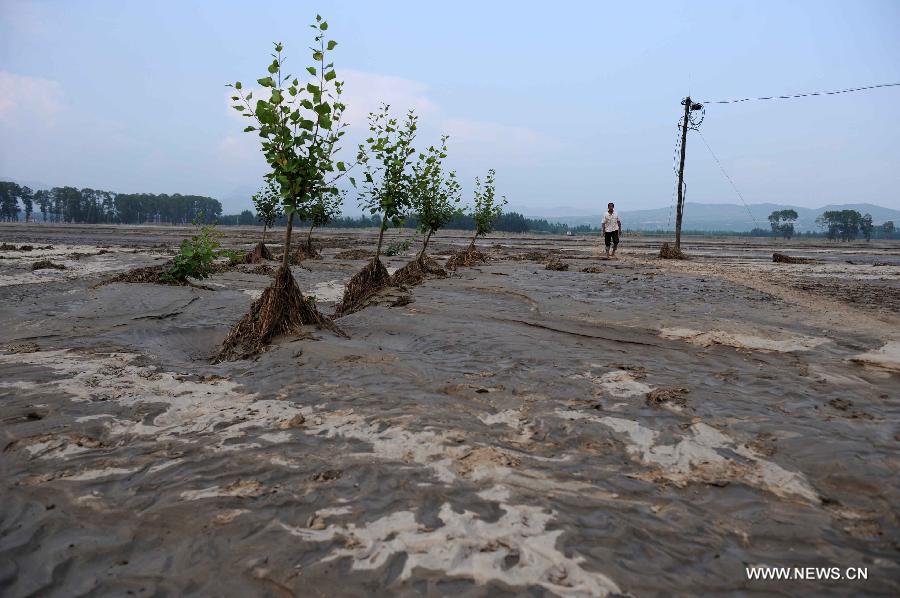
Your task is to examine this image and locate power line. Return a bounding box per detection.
[700,81,900,105]
[696,130,761,229]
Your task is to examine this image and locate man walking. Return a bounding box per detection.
[601,202,622,258]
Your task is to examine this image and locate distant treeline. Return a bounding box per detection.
[219,210,599,234]
[0,181,222,224]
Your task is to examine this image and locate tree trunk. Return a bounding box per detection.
[419,231,432,262]
[262,224,267,244]
[468,231,477,252]
[374,214,388,261]
[282,212,295,269]
[306,221,315,251]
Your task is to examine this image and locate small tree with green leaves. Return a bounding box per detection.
[252,181,282,243]
[359,105,418,260]
[296,188,343,260]
[468,169,506,250]
[219,15,350,359]
[334,106,418,316]
[411,135,461,260]
[883,221,895,237]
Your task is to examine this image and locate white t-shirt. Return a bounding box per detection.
[602,211,620,233]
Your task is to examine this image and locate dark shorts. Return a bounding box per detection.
[604,230,619,248]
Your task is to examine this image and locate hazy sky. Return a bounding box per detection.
[2,0,899,215]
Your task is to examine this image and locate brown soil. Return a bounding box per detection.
[218,265,345,360]
[334,258,391,317]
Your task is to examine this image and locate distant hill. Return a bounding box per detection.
[541,202,900,232]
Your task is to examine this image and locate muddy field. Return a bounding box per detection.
[1,223,898,596]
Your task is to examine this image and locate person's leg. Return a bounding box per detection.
[604,232,611,256]
[611,231,619,256]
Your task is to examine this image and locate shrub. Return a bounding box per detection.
[163,224,221,282]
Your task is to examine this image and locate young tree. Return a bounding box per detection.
[468,169,507,251]
[297,188,342,259]
[359,105,419,260]
[334,106,418,316]
[219,16,351,358]
[410,135,461,260]
[251,181,282,243]
[883,221,895,237]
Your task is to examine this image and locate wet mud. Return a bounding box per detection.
[1,224,899,596]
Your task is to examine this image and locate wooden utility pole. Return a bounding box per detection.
[674,96,691,251]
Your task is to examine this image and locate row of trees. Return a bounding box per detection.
[219,208,595,234]
[218,16,518,357]
[766,208,894,241]
[0,181,222,224]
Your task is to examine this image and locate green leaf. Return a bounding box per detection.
[235,81,242,90]
[319,21,328,30]
[324,70,336,82]
[312,51,324,61]
[327,40,337,51]
[244,126,256,132]
[337,161,346,171]
[257,76,274,87]
[306,66,316,76]
[268,60,279,74]
[270,89,283,104]
[349,176,357,187]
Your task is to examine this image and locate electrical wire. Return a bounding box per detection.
[700,82,900,105]
[696,130,760,229]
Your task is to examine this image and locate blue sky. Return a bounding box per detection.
[2,0,899,215]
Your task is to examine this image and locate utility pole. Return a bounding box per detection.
[674,96,691,251]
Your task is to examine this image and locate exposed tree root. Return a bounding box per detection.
[244,242,273,264]
[333,258,391,317]
[290,241,321,264]
[445,246,488,270]
[217,265,345,361]
[773,252,814,264]
[390,254,447,287]
[659,242,686,260]
[545,257,569,271]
